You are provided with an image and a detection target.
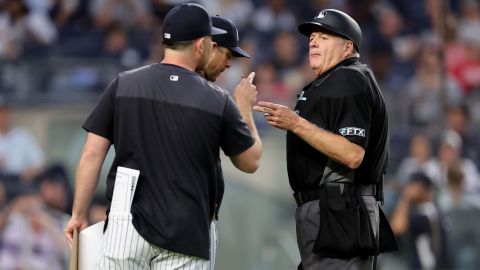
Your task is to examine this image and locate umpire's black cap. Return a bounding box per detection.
[211,16,251,58]
[162,3,226,42]
[298,9,362,51]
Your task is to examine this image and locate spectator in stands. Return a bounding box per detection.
[145,29,164,64]
[0,0,58,58]
[396,133,436,186]
[89,0,152,29]
[271,31,301,78]
[251,0,296,61]
[48,0,98,57]
[390,172,451,270]
[22,0,58,43]
[438,164,474,211]
[0,190,68,270]
[445,10,466,72]
[0,0,29,59]
[254,61,289,106]
[401,46,463,135]
[446,104,479,165]
[102,23,130,60]
[213,0,253,32]
[251,0,296,33]
[426,129,480,193]
[50,0,81,28]
[389,0,432,34]
[35,165,72,214]
[150,0,174,27]
[370,2,417,91]
[90,1,151,62]
[450,0,480,94]
[0,99,45,184]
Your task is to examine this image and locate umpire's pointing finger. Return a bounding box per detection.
[256,101,279,109]
[252,105,267,113]
[253,101,278,115]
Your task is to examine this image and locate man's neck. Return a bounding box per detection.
[161,50,197,71]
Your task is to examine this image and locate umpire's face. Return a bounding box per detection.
[203,44,232,82]
[308,31,354,76]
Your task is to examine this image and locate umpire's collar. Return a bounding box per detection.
[311,56,359,87]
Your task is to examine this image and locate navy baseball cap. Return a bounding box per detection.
[211,16,251,58]
[162,3,226,42]
[409,172,433,188]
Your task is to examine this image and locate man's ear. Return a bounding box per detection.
[193,37,205,54]
[344,40,354,55]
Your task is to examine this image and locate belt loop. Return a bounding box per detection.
[339,183,344,194]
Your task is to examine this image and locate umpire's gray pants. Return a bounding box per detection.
[97,213,218,270]
[295,195,379,270]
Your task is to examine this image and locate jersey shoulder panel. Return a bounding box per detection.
[316,67,368,98]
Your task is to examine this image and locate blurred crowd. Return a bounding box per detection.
[1,0,480,269]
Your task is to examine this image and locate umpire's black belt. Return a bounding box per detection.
[293,183,376,207]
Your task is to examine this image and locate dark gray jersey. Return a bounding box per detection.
[84,63,254,259]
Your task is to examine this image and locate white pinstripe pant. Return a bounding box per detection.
[97,213,218,270]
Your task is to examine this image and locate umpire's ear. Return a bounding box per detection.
[343,39,354,56]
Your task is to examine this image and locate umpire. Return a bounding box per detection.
[65,3,262,270]
[254,9,397,270]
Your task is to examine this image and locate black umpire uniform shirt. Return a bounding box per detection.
[83,63,254,259]
[287,57,389,191]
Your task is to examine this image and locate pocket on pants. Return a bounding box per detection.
[103,213,138,260]
[313,188,378,258]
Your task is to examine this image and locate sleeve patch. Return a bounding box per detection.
[339,127,365,137]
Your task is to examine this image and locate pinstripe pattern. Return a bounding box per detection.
[208,222,217,270]
[97,213,218,270]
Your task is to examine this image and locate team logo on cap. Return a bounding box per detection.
[164,33,171,39]
[316,11,327,19]
[170,75,179,81]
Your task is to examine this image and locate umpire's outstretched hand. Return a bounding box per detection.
[253,101,300,131]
